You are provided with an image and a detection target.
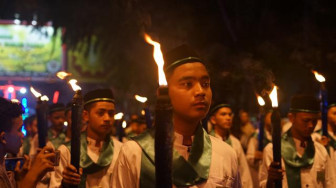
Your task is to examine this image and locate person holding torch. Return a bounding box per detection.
[112,44,241,188]
[49,88,122,187]
[259,95,333,188]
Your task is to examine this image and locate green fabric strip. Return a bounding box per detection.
[48,130,66,149]
[133,125,212,187]
[209,129,232,146]
[64,133,114,187]
[289,108,320,114]
[165,57,203,72]
[281,129,315,188]
[22,137,31,155]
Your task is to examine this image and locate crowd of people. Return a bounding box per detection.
[0,44,335,187]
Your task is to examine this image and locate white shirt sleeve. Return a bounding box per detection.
[112,140,142,188]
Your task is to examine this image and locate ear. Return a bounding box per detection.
[0,132,6,144]
[209,115,217,125]
[82,110,89,123]
[288,113,294,123]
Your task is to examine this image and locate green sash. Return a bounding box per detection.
[133,125,212,188]
[281,129,315,188]
[65,133,114,187]
[209,129,232,146]
[22,137,31,155]
[328,135,336,150]
[48,129,66,149]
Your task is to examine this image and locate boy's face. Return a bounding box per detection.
[168,62,212,122]
[49,110,65,131]
[328,107,336,128]
[290,112,319,139]
[5,116,23,154]
[210,107,233,130]
[84,101,115,137]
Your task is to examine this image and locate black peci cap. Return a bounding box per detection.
[83,88,115,107]
[209,102,232,116]
[49,103,65,114]
[163,44,204,73]
[289,95,320,113]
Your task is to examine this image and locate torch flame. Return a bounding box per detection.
[144,33,168,86]
[114,112,124,120]
[41,95,49,101]
[257,96,265,106]
[141,110,145,115]
[30,87,42,98]
[312,70,326,83]
[56,71,72,80]
[122,120,127,128]
[68,79,81,91]
[269,86,278,108]
[135,95,148,103]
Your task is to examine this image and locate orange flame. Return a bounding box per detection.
[312,70,326,83]
[68,79,81,91]
[144,33,168,86]
[269,86,278,108]
[135,95,148,103]
[30,86,42,98]
[56,71,72,80]
[257,96,265,106]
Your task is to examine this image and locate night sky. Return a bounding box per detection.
[1,0,336,117]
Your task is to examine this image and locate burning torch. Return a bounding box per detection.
[145,33,173,188]
[135,94,152,129]
[269,86,282,188]
[312,70,328,137]
[114,112,124,142]
[30,87,49,148]
[257,95,266,151]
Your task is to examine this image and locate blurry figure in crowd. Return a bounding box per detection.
[209,103,253,188]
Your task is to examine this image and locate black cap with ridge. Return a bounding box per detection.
[209,102,232,116]
[163,44,204,73]
[289,95,320,113]
[49,103,65,114]
[83,88,115,107]
[328,98,336,109]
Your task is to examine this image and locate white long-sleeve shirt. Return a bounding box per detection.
[259,140,333,188]
[112,132,242,188]
[213,133,253,188]
[49,136,122,188]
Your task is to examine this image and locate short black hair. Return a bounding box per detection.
[24,115,36,127]
[0,97,24,132]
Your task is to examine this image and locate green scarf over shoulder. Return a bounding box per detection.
[133,125,212,188]
[65,132,114,187]
[281,129,315,188]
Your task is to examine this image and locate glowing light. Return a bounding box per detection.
[114,112,124,120]
[21,98,27,108]
[20,87,27,94]
[144,33,168,86]
[41,95,49,101]
[68,79,81,91]
[312,70,326,83]
[14,19,20,25]
[64,121,68,126]
[11,99,19,103]
[21,126,27,136]
[135,95,148,103]
[53,91,59,103]
[56,71,72,80]
[257,96,265,106]
[122,120,127,128]
[269,86,278,108]
[30,87,42,98]
[141,110,145,116]
[8,86,14,93]
[31,20,37,26]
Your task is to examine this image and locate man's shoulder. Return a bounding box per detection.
[313,140,328,158]
[209,135,236,157]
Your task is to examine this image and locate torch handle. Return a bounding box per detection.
[155,87,173,188]
[70,103,81,171]
[321,89,328,137]
[271,108,282,188]
[258,114,265,151]
[116,120,124,142]
[36,101,48,148]
[144,107,152,129]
